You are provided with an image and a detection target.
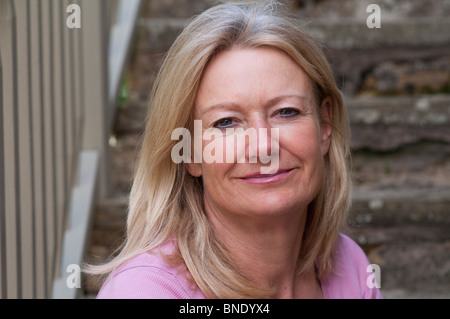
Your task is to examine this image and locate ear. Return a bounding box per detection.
[185,162,202,177]
[319,96,333,156]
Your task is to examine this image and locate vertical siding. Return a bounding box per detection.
[0,0,20,299]
[0,0,141,299]
[29,0,48,299]
[41,0,57,296]
[50,0,67,286]
[0,0,81,298]
[0,18,5,299]
[15,0,34,299]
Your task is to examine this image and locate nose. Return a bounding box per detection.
[246,119,280,167]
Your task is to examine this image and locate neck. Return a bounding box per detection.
[205,200,320,298]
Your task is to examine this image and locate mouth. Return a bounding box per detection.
[239,168,294,184]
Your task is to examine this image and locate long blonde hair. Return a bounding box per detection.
[88,0,351,298]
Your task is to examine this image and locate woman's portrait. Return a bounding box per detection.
[2,0,449,302]
[88,0,382,299]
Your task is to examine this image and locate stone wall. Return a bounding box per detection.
[84,0,450,298]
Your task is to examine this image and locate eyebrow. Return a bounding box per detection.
[197,94,309,116]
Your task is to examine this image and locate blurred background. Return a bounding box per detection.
[1,0,449,299]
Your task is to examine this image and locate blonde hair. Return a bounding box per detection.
[88,0,351,298]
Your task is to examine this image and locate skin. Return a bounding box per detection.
[186,46,332,298]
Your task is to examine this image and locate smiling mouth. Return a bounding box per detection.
[239,169,294,184]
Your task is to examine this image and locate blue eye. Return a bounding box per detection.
[277,108,300,118]
[213,118,235,129]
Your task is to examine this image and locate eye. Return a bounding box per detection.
[276,107,300,118]
[213,118,235,129]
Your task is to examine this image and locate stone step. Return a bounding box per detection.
[131,15,450,97]
[112,101,147,135]
[87,197,128,256]
[293,0,450,21]
[346,187,450,298]
[140,0,450,21]
[136,17,450,52]
[346,223,450,298]
[347,95,450,151]
[303,18,450,50]
[83,197,128,296]
[350,187,450,227]
[381,288,450,299]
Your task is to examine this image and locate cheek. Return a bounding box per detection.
[201,161,237,208]
[201,162,232,181]
[280,122,322,161]
[200,137,235,184]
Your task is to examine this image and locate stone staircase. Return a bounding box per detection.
[83,0,450,298]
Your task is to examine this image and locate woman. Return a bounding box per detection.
[91,0,382,299]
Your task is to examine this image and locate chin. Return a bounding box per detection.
[242,193,308,217]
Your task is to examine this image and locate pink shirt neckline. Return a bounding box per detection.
[97,233,382,299]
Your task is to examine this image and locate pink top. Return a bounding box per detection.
[96,233,382,299]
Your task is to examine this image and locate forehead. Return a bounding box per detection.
[195,46,315,111]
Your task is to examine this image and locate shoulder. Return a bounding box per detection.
[96,242,205,299]
[321,233,383,299]
[334,233,369,262]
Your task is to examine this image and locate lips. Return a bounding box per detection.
[239,168,294,184]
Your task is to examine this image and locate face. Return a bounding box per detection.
[186,46,332,220]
